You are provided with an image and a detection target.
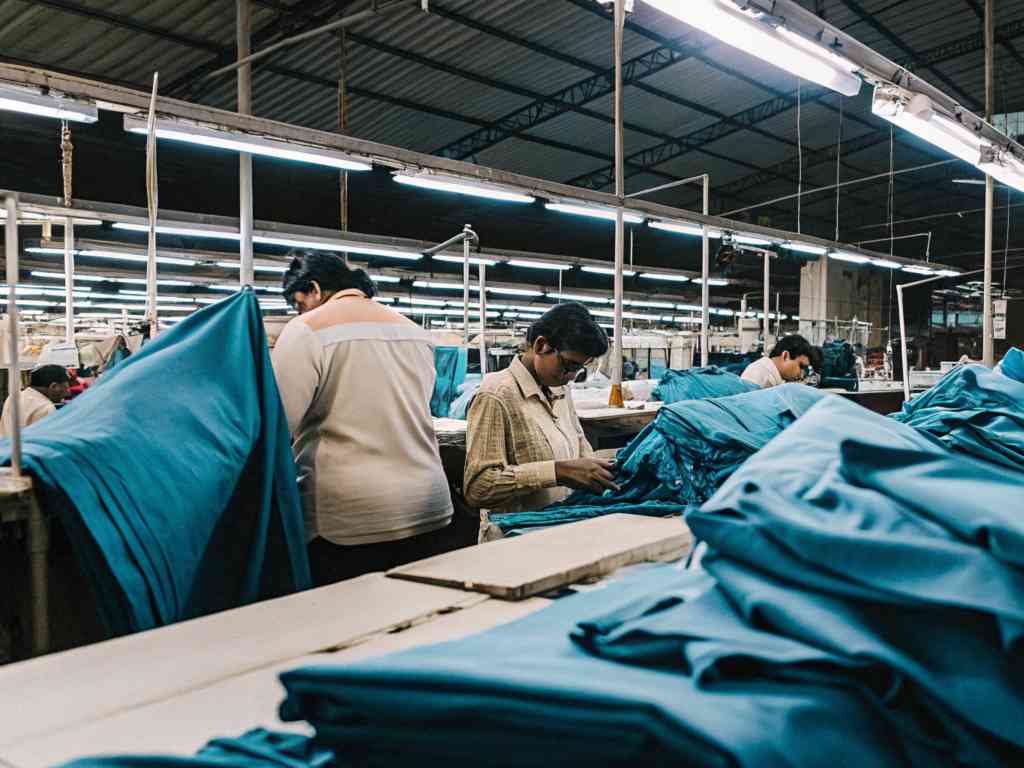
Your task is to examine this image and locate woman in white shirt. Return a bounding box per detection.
[272,251,453,586]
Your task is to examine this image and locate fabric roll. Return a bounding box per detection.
[430,346,468,418]
[650,366,758,405]
[0,289,310,635]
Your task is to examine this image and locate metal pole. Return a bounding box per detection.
[983,0,995,366]
[5,195,22,476]
[897,283,910,401]
[63,219,74,342]
[763,251,770,349]
[144,74,159,340]
[609,0,625,408]
[238,0,254,288]
[463,224,470,347]
[478,262,487,375]
[701,174,710,367]
[775,291,781,337]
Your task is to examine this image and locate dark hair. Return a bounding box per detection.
[770,334,818,366]
[30,364,70,388]
[281,249,377,303]
[526,302,609,358]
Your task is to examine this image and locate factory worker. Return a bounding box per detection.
[272,250,453,586]
[464,302,618,522]
[741,334,818,389]
[1,364,70,437]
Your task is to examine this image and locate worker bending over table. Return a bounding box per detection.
[272,251,453,586]
[464,303,619,529]
[1,364,69,437]
[741,334,819,389]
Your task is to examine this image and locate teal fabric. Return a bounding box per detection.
[276,564,909,767]
[60,728,333,767]
[430,346,468,418]
[820,340,858,391]
[650,366,757,404]
[891,363,1024,471]
[446,373,481,420]
[1000,347,1024,383]
[493,384,827,534]
[0,290,310,635]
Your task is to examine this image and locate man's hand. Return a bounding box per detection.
[555,458,620,494]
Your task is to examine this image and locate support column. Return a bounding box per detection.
[609,0,625,407]
[983,0,995,366]
[238,0,254,287]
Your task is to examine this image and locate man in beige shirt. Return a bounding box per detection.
[741,334,817,388]
[464,303,619,534]
[1,364,70,437]
[272,251,453,585]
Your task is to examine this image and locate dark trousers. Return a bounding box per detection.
[307,521,460,587]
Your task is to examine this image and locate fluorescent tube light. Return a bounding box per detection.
[706,278,729,286]
[645,0,861,97]
[639,272,690,283]
[487,287,544,296]
[216,261,287,273]
[548,292,608,303]
[648,220,722,238]
[125,115,371,171]
[24,246,199,267]
[870,258,901,268]
[872,88,984,166]
[113,222,240,240]
[393,173,535,203]
[733,234,774,246]
[506,259,573,271]
[258,236,423,261]
[582,266,637,277]
[902,266,935,275]
[433,254,499,267]
[829,251,870,264]
[397,297,446,307]
[545,203,645,224]
[625,300,676,309]
[978,148,1024,193]
[0,85,99,123]
[370,274,401,283]
[936,269,962,277]
[412,281,478,292]
[783,242,828,256]
[677,303,702,312]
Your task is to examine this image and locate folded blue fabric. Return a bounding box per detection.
[276,564,908,767]
[59,728,333,767]
[0,290,310,635]
[1001,347,1024,383]
[493,384,827,534]
[650,366,757,405]
[430,346,468,418]
[891,363,1024,471]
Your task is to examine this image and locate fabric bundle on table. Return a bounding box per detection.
[891,363,1024,472]
[60,728,332,768]
[446,373,482,420]
[0,290,310,636]
[491,384,826,535]
[270,396,1024,767]
[430,346,468,418]
[820,339,858,391]
[650,366,757,404]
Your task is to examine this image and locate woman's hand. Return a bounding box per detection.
[555,458,620,494]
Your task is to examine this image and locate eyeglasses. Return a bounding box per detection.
[556,350,591,381]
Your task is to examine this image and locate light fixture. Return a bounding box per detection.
[412,280,478,292]
[648,220,723,238]
[706,278,729,286]
[545,202,645,224]
[829,251,870,264]
[487,287,544,296]
[582,265,637,277]
[0,84,99,123]
[506,259,572,271]
[548,292,608,303]
[26,247,199,267]
[936,269,962,277]
[625,300,676,309]
[872,87,985,166]
[113,222,240,241]
[216,261,287,273]
[124,115,372,171]
[783,242,828,256]
[645,0,861,97]
[902,265,935,275]
[393,172,535,203]
[677,303,702,311]
[0,210,102,226]
[638,272,690,283]
[978,147,1024,193]
[870,258,901,269]
[733,234,774,246]
[397,296,447,307]
[370,274,401,283]
[257,235,423,261]
[433,254,499,267]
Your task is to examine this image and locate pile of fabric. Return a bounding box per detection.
[707,350,760,375]
[446,373,482,420]
[820,339,859,391]
[430,346,468,418]
[892,363,1024,472]
[490,384,826,536]
[268,396,1024,766]
[0,290,310,636]
[650,366,757,404]
[998,347,1024,383]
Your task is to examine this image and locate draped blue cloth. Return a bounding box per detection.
[430,346,468,418]
[60,728,332,767]
[446,373,481,420]
[891,363,1024,471]
[493,384,827,534]
[1000,347,1024,383]
[650,366,757,405]
[0,290,310,635]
